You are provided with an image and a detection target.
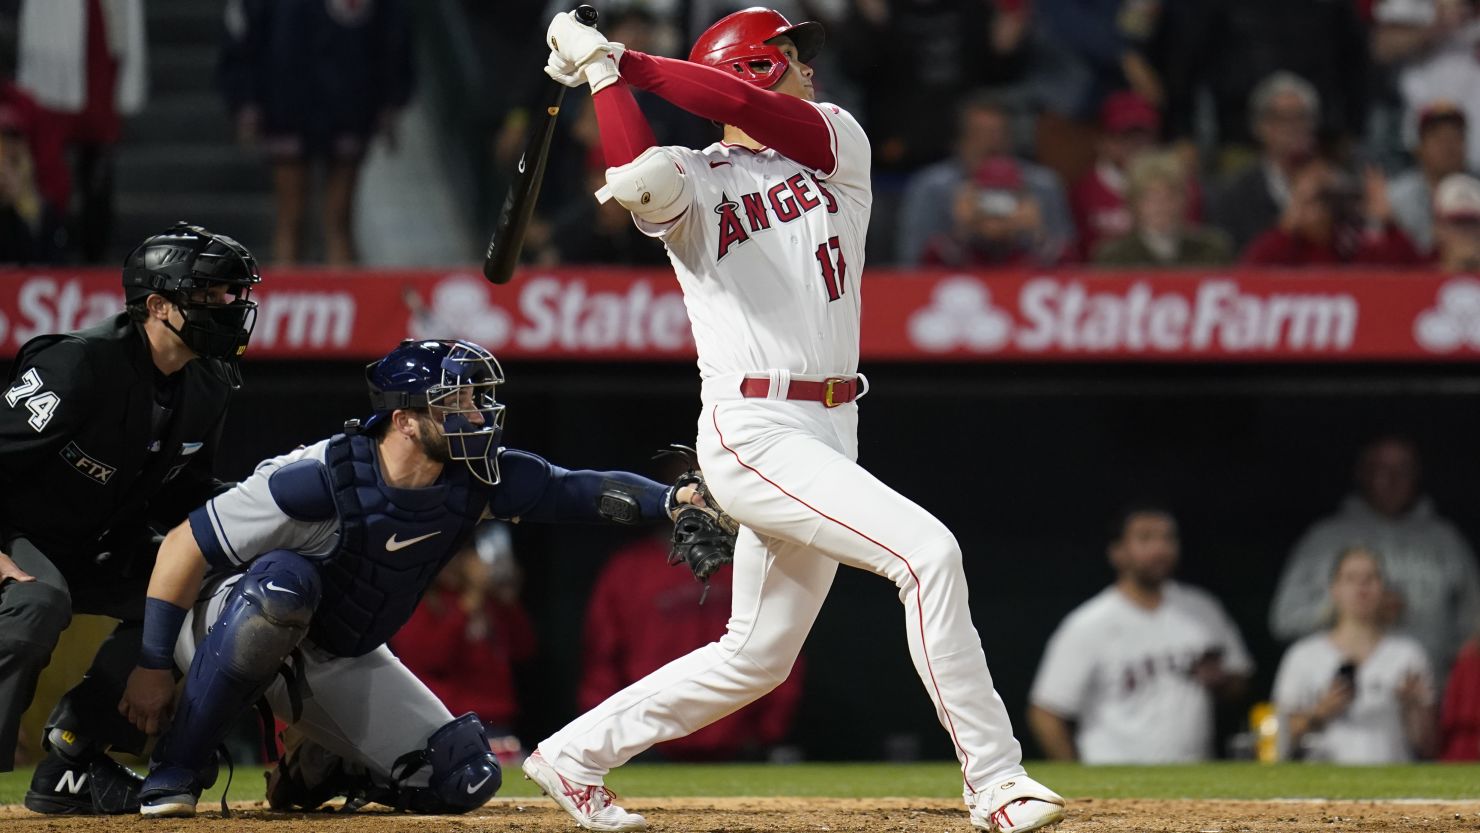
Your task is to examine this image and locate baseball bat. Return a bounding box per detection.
[482,4,600,285]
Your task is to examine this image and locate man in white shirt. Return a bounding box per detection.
[1029,505,1254,763]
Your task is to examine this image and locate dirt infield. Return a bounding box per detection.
[6,797,1480,832]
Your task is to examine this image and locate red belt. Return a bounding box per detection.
[739,376,858,408]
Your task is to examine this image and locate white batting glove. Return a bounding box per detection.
[544,51,584,88]
[583,47,624,94]
[544,46,624,94]
[547,10,616,70]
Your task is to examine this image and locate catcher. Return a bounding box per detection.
[115,338,727,817]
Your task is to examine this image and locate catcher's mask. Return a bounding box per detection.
[122,221,261,388]
[361,339,507,485]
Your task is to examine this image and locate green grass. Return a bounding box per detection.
[5,762,1480,806]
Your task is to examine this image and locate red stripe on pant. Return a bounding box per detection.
[710,408,977,794]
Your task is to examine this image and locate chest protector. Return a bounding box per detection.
[313,433,484,656]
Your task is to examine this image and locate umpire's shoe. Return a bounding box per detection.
[23,749,143,815]
[138,764,201,818]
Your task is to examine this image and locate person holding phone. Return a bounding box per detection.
[1272,546,1437,762]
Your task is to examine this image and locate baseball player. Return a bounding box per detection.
[1028,505,1254,764]
[531,9,1064,832]
[116,338,700,818]
[0,223,258,815]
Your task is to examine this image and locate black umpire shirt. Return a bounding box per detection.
[0,313,232,580]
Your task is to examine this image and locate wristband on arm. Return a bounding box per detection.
[139,597,188,670]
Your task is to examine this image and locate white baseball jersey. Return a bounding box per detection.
[1272,632,1434,763]
[1030,581,1254,763]
[638,101,872,382]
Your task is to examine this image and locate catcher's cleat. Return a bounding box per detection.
[23,749,142,815]
[968,775,1066,833]
[522,751,647,832]
[138,764,202,818]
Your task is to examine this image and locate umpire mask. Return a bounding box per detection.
[123,222,261,387]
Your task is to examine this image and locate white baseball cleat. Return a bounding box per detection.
[522,751,648,832]
[967,775,1066,832]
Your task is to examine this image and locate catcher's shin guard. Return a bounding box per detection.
[152,550,320,777]
[371,714,502,813]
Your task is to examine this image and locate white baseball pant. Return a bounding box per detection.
[538,395,1025,795]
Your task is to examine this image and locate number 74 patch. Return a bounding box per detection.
[6,367,62,431]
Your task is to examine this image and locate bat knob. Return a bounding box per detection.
[574,4,599,26]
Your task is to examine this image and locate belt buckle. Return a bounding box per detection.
[823,377,846,408]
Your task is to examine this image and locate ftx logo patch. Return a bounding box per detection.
[60,441,116,484]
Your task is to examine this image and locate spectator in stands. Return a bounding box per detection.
[1093,151,1233,267]
[391,524,536,755]
[1071,91,1199,259]
[219,0,413,265]
[0,81,69,258]
[1389,102,1470,253]
[1272,546,1437,762]
[921,157,1051,268]
[1209,72,1322,252]
[0,94,50,263]
[1028,504,1253,763]
[1432,172,1480,270]
[1374,0,1480,172]
[898,93,1073,266]
[838,0,1031,173]
[1240,158,1421,266]
[1440,633,1480,759]
[15,0,147,263]
[1033,0,1165,116]
[1157,0,1368,157]
[580,533,803,762]
[1270,436,1480,686]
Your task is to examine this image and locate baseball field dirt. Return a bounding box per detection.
[5,796,1480,832]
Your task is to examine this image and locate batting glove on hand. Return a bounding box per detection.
[545,51,584,87]
[547,11,618,70]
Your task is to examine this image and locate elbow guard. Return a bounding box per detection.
[595,146,691,223]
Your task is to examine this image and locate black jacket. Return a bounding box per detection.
[0,313,231,576]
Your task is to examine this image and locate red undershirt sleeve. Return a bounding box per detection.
[591,80,658,168]
[617,49,835,173]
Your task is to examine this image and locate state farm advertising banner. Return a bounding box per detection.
[1,267,1478,362]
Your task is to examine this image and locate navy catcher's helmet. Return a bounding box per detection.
[361,339,507,485]
[122,221,260,386]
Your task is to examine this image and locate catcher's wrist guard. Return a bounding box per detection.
[596,479,644,524]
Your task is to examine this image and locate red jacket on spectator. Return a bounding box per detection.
[392,589,536,729]
[1441,639,1480,761]
[579,537,803,760]
[1240,224,1422,266]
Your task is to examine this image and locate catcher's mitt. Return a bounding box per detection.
[660,445,738,602]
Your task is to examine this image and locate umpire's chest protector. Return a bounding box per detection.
[312,433,483,657]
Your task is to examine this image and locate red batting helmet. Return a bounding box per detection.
[688,7,824,89]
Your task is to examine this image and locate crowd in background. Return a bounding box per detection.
[496,0,1480,272]
[1029,436,1480,764]
[7,0,1480,268]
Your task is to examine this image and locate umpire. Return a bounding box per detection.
[0,222,260,814]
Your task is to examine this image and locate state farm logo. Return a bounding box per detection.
[909,278,1012,352]
[407,274,513,347]
[1414,278,1480,352]
[908,277,1359,355]
[407,273,693,353]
